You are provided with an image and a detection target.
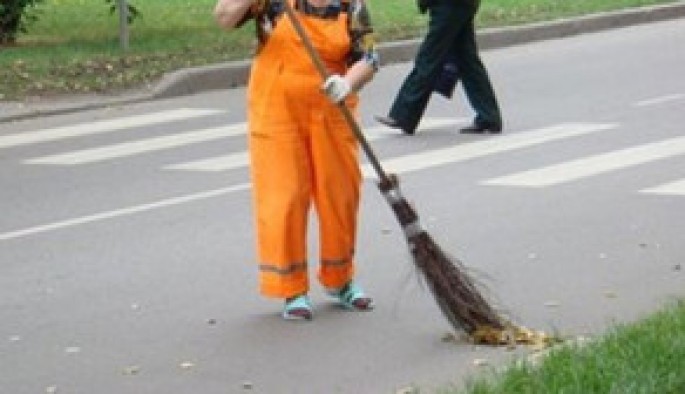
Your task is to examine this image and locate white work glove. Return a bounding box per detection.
[322,74,351,103]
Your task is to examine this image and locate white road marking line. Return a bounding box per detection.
[361,123,617,178]
[164,117,467,172]
[0,108,221,149]
[634,93,685,107]
[364,117,468,139]
[167,151,250,172]
[25,123,247,165]
[0,184,250,242]
[484,136,685,187]
[414,117,469,132]
[640,178,685,196]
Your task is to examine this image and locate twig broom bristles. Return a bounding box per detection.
[281,1,509,339]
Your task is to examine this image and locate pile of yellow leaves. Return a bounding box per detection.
[471,324,561,350]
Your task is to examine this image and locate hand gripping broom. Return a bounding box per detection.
[282,1,514,341]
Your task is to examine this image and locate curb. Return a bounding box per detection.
[154,1,685,99]
[2,1,684,123]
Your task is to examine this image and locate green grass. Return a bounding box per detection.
[453,300,685,394]
[0,0,679,99]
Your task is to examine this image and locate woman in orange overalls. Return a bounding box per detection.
[215,0,379,320]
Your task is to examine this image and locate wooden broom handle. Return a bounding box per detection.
[281,0,391,184]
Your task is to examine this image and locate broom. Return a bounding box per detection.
[281,1,508,339]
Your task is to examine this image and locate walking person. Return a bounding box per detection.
[376,0,502,135]
[214,0,379,320]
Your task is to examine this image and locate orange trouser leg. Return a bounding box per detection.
[249,124,312,299]
[311,108,361,290]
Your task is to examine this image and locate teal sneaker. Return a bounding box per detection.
[282,294,313,321]
[327,281,374,311]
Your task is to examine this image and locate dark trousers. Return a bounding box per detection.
[389,0,501,132]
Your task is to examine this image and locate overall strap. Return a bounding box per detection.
[296,0,349,19]
[256,1,352,48]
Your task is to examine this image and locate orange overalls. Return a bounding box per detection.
[247,1,361,299]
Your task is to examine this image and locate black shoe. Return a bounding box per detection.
[375,115,414,135]
[459,122,502,134]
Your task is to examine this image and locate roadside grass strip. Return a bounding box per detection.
[455,300,685,394]
[1,0,679,99]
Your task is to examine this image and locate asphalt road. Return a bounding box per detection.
[1,19,684,394]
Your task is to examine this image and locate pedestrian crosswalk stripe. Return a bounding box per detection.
[25,123,248,165]
[633,93,685,107]
[0,108,221,149]
[410,117,469,133]
[484,136,685,187]
[363,117,469,139]
[360,123,617,178]
[163,117,467,172]
[167,151,251,172]
[640,178,685,196]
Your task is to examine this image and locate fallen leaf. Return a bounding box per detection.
[122,365,141,375]
[65,346,81,354]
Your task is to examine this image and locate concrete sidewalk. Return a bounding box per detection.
[1,1,684,124]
